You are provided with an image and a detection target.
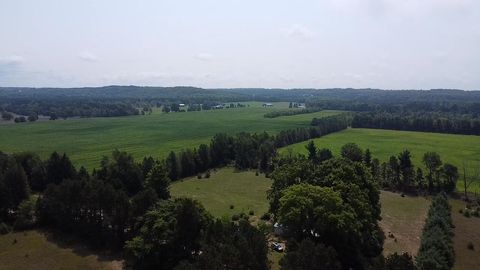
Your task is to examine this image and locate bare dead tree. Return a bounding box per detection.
[463,161,478,201]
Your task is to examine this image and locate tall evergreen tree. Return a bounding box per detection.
[166,151,179,181]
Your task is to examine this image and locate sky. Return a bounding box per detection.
[0,0,479,89]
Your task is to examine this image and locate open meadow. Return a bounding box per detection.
[0,230,122,270]
[170,167,272,218]
[0,102,338,169]
[379,191,430,256]
[280,128,480,192]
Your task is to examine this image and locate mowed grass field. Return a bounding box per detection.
[281,128,480,192]
[380,191,430,256]
[170,167,272,218]
[0,102,339,169]
[0,230,122,270]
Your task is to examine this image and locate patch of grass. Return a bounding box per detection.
[0,230,122,270]
[451,199,480,270]
[379,191,430,256]
[268,251,283,270]
[281,128,480,192]
[170,167,272,218]
[0,102,339,169]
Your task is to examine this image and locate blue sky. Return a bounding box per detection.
[1,0,479,89]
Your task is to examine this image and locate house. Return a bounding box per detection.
[179,103,185,107]
[262,103,273,107]
[298,104,306,109]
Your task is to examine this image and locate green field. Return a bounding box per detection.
[281,128,480,192]
[0,230,122,270]
[170,167,272,218]
[0,102,338,169]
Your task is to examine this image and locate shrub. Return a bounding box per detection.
[260,213,271,221]
[14,197,38,230]
[205,171,211,178]
[232,214,240,221]
[0,222,10,235]
[197,174,202,179]
[464,210,471,218]
[249,210,254,216]
[230,205,234,210]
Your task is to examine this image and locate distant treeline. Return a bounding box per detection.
[2,99,140,119]
[3,86,480,119]
[352,112,480,135]
[416,193,454,269]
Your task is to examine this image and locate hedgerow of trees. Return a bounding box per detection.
[416,193,454,270]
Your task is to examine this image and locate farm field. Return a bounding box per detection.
[280,128,480,192]
[170,167,272,218]
[0,230,122,270]
[379,191,430,256]
[0,102,339,169]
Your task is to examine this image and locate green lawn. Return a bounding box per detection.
[281,128,480,192]
[0,230,122,270]
[170,167,272,218]
[0,102,339,169]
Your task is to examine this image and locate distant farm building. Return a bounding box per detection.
[262,103,273,107]
[179,103,185,107]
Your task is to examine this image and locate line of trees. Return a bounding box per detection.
[263,108,321,118]
[416,193,454,270]
[352,112,480,135]
[163,114,349,180]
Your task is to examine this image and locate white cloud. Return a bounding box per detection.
[0,55,25,65]
[195,53,214,61]
[78,51,98,62]
[283,24,314,40]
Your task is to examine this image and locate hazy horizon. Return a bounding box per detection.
[1,0,479,90]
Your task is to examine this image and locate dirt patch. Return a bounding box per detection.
[451,199,480,270]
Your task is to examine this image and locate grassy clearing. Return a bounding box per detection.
[451,199,480,270]
[0,230,122,270]
[281,128,480,192]
[379,191,430,256]
[0,102,339,169]
[170,167,272,218]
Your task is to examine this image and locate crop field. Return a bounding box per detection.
[280,128,480,192]
[0,230,122,270]
[0,102,339,169]
[170,167,272,218]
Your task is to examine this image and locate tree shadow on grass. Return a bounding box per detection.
[39,228,124,265]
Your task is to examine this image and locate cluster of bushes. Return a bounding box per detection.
[352,111,480,135]
[264,108,321,118]
[459,203,480,218]
[416,193,454,269]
